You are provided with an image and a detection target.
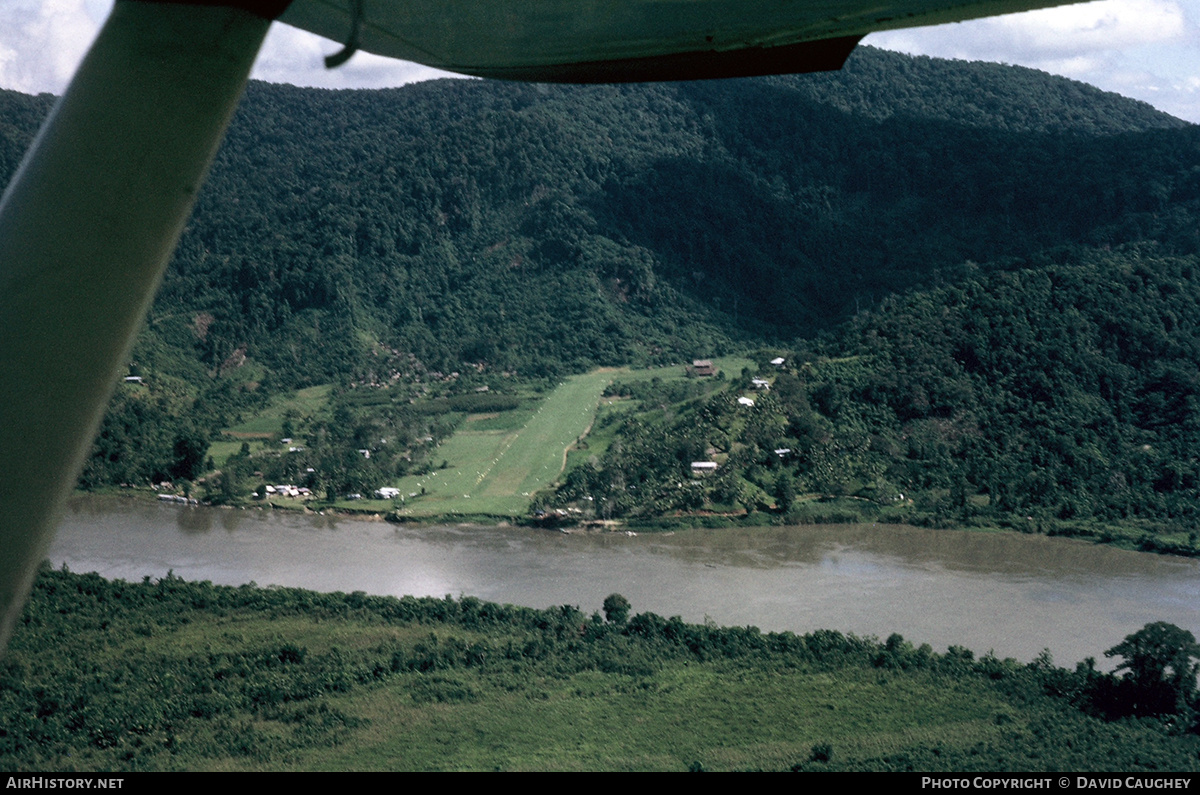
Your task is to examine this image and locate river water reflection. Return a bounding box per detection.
[51,495,1200,668]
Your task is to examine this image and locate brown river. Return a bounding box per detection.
[49,494,1200,668]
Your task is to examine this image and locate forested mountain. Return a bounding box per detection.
[166,48,1194,382]
[556,245,1200,534]
[4,45,1200,521]
[1,47,1192,382]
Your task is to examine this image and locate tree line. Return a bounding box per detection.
[2,567,1197,770]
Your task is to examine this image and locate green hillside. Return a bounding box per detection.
[4,46,1200,529]
[11,49,1200,773]
[548,247,1200,548]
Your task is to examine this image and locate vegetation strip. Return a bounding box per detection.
[3,567,1198,771]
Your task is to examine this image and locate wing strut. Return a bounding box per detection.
[0,0,273,651]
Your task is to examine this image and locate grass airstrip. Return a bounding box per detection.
[385,357,752,517]
[390,371,611,517]
[210,357,752,517]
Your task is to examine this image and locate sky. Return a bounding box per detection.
[0,0,1197,122]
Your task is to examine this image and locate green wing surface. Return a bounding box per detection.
[279,0,1091,80]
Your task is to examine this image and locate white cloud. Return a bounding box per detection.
[870,0,1187,61]
[866,0,1200,121]
[251,23,458,89]
[0,0,105,95]
[992,0,1186,53]
[1145,77,1200,122]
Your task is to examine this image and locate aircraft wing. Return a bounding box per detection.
[278,0,1092,80]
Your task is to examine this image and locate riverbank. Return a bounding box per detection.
[78,484,1200,562]
[51,494,1200,669]
[6,566,1199,771]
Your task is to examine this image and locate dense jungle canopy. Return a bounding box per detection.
[3,45,1200,526]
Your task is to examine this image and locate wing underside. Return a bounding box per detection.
[279,0,1092,81]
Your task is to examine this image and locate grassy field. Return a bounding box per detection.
[605,355,755,384]
[225,384,331,438]
[203,367,709,516]
[296,660,1011,771]
[211,385,333,464]
[389,371,613,517]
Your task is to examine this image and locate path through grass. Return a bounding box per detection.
[392,371,612,516]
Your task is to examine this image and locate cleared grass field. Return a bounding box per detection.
[558,357,752,470]
[223,384,332,438]
[295,662,1012,772]
[211,363,748,515]
[603,355,754,384]
[209,384,333,466]
[391,371,612,517]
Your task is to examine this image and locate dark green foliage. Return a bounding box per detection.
[774,471,796,513]
[408,394,524,415]
[3,48,1199,504]
[771,48,1186,135]
[602,593,631,624]
[77,383,231,488]
[1100,622,1200,720]
[553,246,1200,536]
[5,569,1200,771]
